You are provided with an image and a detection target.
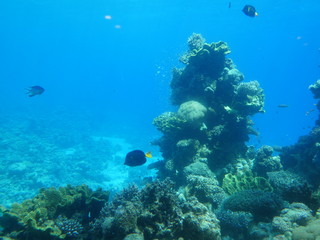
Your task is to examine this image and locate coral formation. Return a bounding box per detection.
[152,33,265,187]
[216,209,253,237]
[185,174,227,208]
[309,79,320,99]
[280,80,320,188]
[177,100,207,127]
[253,145,282,176]
[92,178,221,240]
[0,185,109,239]
[4,34,320,240]
[272,202,313,235]
[222,190,285,221]
[267,170,312,204]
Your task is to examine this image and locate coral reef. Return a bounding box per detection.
[92,178,221,240]
[280,80,320,187]
[185,174,227,208]
[0,185,109,239]
[253,145,282,177]
[3,34,320,240]
[152,34,265,187]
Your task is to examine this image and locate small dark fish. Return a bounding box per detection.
[228,2,231,8]
[26,86,45,97]
[278,104,289,108]
[242,5,258,17]
[124,150,152,167]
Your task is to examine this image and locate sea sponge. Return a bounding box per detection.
[178,101,207,127]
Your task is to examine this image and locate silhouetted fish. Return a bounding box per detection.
[242,5,258,17]
[124,150,152,167]
[26,86,45,97]
[278,104,289,108]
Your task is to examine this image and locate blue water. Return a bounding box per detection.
[0,0,319,204]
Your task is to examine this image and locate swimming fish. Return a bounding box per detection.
[124,150,152,167]
[278,104,289,108]
[26,86,45,97]
[305,109,315,116]
[242,5,258,17]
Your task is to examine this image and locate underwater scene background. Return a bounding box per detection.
[1,0,320,239]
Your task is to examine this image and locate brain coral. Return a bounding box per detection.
[178,101,207,127]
